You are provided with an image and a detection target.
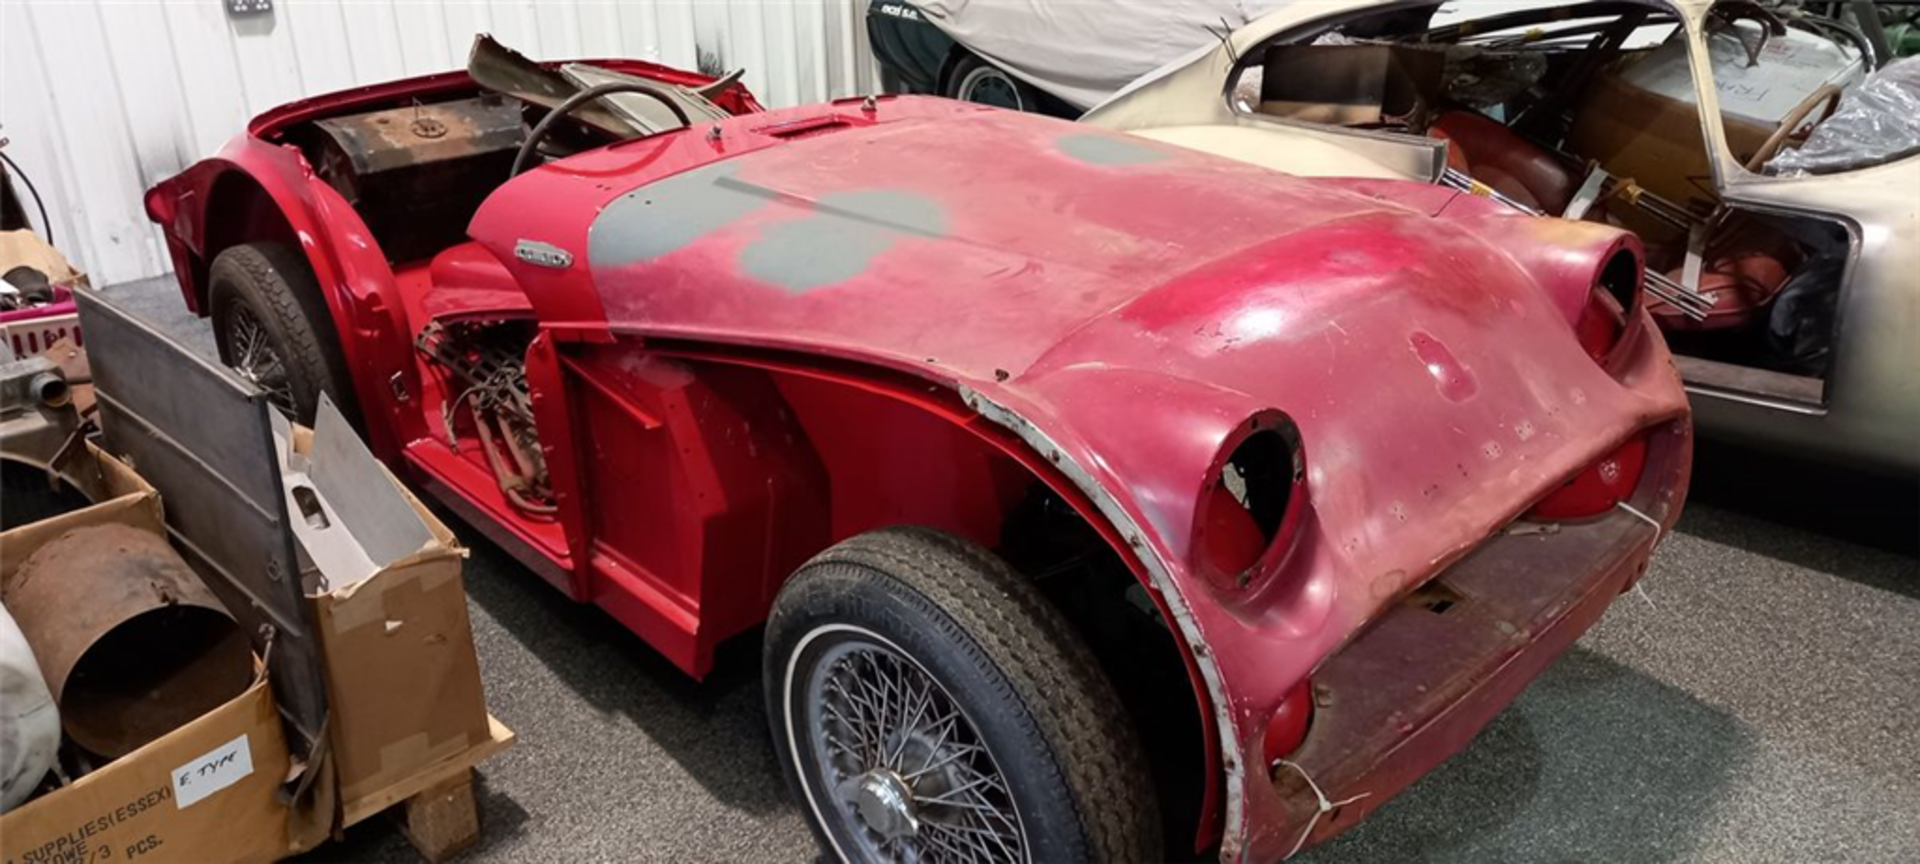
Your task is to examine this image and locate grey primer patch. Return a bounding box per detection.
[739,189,948,292]
[1057,132,1169,166]
[590,161,770,269]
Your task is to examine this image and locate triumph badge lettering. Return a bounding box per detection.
[515,240,575,270]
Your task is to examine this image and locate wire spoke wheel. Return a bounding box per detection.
[798,629,1028,864]
[226,305,295,413]
[770,528,1160,864]
[957,67,1025,111]
[207,243,354,426]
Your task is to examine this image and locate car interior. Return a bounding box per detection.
[262,36,752,526]
[1233,0,1883,408]
[279,35,736,263]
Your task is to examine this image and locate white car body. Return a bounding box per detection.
[1085,0,1920,474]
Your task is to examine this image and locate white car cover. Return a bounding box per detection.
[915,0,1293,109]
[1,600,58,813]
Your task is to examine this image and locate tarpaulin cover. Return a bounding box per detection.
[915,0,1292,109]
[1768,56,1920,175]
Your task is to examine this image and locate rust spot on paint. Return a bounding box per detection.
[1371,569,1407,599]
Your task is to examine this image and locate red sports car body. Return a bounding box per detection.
[148,55,1690,862]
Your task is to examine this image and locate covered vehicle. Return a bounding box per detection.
[866,0,1291,114]
[1086,0,1920,475]
[145,35,1690,863]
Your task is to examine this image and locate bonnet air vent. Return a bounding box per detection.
[756,116,855,140]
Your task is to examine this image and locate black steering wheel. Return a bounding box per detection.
[509,81,695,178]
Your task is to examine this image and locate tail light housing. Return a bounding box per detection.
[1531,433,1649,519]
[1543,247,1652,518]
[1263,679,1315,767]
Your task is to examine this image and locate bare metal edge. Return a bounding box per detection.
[957,385,1249,862]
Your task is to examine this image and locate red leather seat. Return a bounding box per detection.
[1649,216,1801,332]
[1429,111,1579,216]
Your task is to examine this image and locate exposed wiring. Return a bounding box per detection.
[0,149,53,247]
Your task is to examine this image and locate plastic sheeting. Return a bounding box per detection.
[1768,56,1920,175]
[915,0,1292,109]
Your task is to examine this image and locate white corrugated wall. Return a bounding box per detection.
[0,0,882,286]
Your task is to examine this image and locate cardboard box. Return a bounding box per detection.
[275,404,493,814]
[0,679,294,864]
[1,426,506,864]
[1612,22,1865,131]
[1569,69,1769,222]
[27,293,509,862]
[0,446,305,864]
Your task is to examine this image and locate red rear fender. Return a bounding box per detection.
[145,137,413,458]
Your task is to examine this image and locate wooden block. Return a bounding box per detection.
[395,768,479,863]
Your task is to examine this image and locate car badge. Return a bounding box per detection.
[514,240,574,270]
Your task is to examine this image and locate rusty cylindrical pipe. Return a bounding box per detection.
[4,524,253,759]
[28,372,69,409]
